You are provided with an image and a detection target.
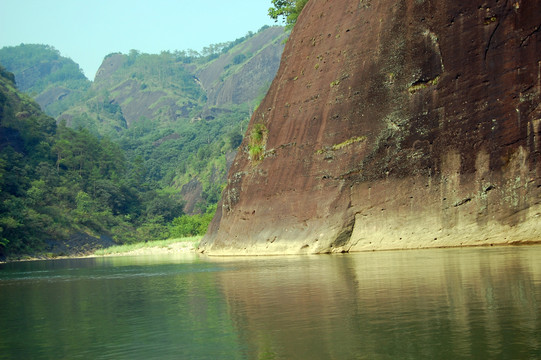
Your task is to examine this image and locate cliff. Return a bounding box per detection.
[199,0,541,255]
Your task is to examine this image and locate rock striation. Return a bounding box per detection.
[199,0,541,255]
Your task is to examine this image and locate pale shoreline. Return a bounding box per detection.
[3,239,541,263]
[1,239,199,263]
[92,240,198,257]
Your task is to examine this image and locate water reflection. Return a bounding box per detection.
[0,246,539,359]
[0,255,244,359]
[216,247,541,359]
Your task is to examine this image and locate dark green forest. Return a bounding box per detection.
[0,65,216,256]
[0,26,285,258]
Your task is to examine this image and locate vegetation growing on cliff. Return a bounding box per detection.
[248,123,268,163]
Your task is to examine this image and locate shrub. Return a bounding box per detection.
[232,54,247,65]
[248,123,267,163]
[169,206,215,238]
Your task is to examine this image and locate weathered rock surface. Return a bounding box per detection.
[196,26,287,107]
[200,0,541,255]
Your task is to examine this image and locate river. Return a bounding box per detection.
[1,245,540,359]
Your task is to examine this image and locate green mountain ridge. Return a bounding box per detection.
[0,26,286,216]
[0,44,91,118]
[0,26,286,257]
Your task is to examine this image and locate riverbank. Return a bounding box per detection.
[92,237,201,257]
[0,237,201,263]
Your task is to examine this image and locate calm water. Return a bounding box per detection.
[1,246,540,359]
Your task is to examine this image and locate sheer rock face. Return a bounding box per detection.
[199,0,541,255]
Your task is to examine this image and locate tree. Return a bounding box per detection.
[268,0,309,30]
[169,205,215,238]
[227,131,243,150]
[232,54,247,65]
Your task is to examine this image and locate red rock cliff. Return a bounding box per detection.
[199,0,541,255]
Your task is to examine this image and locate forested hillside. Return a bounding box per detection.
[0,65,220,258]
[0,26,285,258]
[0,44,91,117]
[0,26,285,214]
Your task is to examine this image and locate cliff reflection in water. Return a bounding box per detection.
[216,246,541,359]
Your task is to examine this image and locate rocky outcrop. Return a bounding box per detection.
[9,59,65,92]
[199,0,541,255]
[196,26,287,107]
[34,86,72,110]
[94,53,126,84]
[180,178,204,214]
[74,28,286,130]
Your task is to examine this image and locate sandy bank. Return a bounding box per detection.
[96,240,198,257]
[1,240,198,263]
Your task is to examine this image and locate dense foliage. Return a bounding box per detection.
[0,26,283,257]
[0,44,91,116]
[0,67,210,256]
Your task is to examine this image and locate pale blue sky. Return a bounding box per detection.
[0,0,277,80]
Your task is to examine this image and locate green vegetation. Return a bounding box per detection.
[330,136,367,150]
[408,76,440,94]
[169,206,215,238]
[330,80,340,88]
[0,26,285,258]
[248,123,268,163]
[93,236,201,256]
[316,136,367,155]
[0,44,91,116]
[268,0,309,30]
[0,66,209,257]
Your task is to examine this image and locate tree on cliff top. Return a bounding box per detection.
[268,0,309,30]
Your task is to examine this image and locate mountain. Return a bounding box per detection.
[0,65,122,257]
[0,64,56,159]
[199,0,541,255]
[0,44,91,117]
[0,63,205,258]
[59,26,286,133]
[195,26,285,108]
[0,64,55,255]
[1,26,287,216]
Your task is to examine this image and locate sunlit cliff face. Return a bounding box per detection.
[200,0,541,255]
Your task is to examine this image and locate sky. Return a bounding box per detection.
[0,0,278,80]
